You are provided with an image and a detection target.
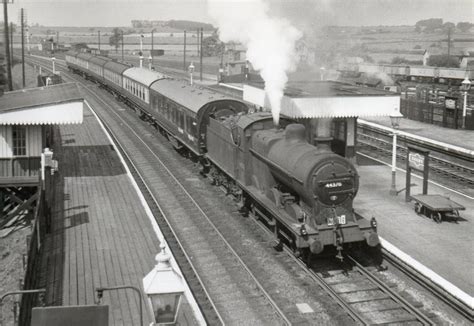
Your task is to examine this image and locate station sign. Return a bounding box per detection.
[445,96,457,110]
[405,146,430,201]
[408,152,425,171]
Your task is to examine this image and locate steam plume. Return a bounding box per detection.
[208,0,302,126]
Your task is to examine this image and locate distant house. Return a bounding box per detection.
[460,51,474,69]
[224,43,246,62]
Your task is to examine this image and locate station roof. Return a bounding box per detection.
[151,78,248,114]
[0,83,84,125]
[243,81,400,119]
[123,67,167,87]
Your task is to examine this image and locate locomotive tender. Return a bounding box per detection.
[65,50,379,258]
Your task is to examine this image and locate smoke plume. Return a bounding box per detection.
[208,0,302,126]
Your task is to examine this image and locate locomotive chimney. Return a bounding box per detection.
[312,118,333,151]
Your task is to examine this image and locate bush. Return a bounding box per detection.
[427,54,459,68]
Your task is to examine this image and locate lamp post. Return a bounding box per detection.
[188,62,195,85]
[139,55,144,68]
[460,77,471,129]
[389,109,403,196]
[143,243,185,325]
[148,55,153,70]
[95,286,143,326]
[51,56,56,74]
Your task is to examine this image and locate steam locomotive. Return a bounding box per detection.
[65,50,379,259]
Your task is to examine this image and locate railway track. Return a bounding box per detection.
[246,210,437,325]
[31,57,352,324]
[27,56,469,325]
[357,129,474,190]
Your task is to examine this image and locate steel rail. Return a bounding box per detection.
[358,136,474,187]
[382,248,474,322]
[242,209,367,325]
[346,255,435,325]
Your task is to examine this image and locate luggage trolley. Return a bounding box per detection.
[412,194,465,223]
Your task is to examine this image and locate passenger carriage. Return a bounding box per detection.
[122,67,166,114]
[103,60,130,96]
[87,56,110,83]
[149,79,249,155]
[65,50,79,71]
[75,53,95,76]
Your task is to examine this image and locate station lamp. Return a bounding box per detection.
[51,56,56,74]
[148,55,153,70]
[143,243,184,325]
[188,62,195,85]
[389,108,403,196]
[461,77,471,129]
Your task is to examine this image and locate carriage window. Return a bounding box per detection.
[179,111,185,128]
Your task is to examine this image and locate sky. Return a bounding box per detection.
[2,0,473,28]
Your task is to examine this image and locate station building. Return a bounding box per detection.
[0,83,83,185]
[0,83,84,224]
[243,81,400,161]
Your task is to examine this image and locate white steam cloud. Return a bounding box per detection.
[208,0,302,126]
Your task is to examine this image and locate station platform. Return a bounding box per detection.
[39,105,201,325]
[345,109,473,302]
[354,161,474,298]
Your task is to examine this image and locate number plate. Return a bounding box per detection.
[327,215,346,226]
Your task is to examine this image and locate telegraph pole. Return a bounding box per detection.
[121,30,124,61]
[3,0,13,91]
[196,28,199,57]
[21,8,25,87]
[200,27,203,81]
[447,27,451,64]
[183,30,186,71]
[98,30,101,51]
[56,30,59,46]
[10,22,13,61]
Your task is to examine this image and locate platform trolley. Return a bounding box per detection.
[411,194,465,223]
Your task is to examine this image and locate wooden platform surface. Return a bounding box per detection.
[39,109,163,325]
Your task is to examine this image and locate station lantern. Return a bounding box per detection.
[143,243,184,325]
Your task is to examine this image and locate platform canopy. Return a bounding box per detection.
[243,81,401,119]
[0,83,84,125]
